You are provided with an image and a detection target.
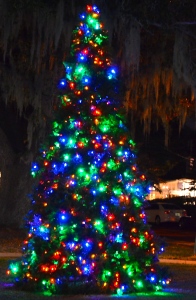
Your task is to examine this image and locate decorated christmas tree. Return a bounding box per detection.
[8,5,170,295]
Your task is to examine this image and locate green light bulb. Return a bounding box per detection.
[10,263,19,274]
[31,171,36,178]
[68,138,75,146]
[94,220,104,233]
[99,184,106,192]
[139,235,145,244]
[117,150,123,156]
[54,142,60,148]
[113,187,122,195]
[117,288,123,296]
[63,154,70,161]
[42,280,47,285]
[136,280,143,288]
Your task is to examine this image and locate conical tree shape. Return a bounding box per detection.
[8,5,170,295]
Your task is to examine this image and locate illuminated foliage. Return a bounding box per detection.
[8,5,170,295]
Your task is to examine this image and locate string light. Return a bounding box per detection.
[8,4,170,296]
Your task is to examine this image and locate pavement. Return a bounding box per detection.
[160,258,196,264]
[0,253,21,258]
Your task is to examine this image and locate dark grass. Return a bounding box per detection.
[0,226,25,253]
[159,242,196,260]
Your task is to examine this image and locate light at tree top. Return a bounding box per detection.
[7,4,171,295]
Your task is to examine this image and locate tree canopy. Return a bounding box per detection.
[0,1,196,224]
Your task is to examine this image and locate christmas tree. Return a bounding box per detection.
[8,5,170,295]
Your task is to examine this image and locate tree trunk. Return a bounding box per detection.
[0,128,33,227]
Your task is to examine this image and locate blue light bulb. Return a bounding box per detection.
[82,75,91,85]
[107,67,117,80]
[58,79,66,88]
[93,6,99,13]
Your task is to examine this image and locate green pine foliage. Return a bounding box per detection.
[7,5,170,295]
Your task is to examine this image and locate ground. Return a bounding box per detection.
[0,226,25,253]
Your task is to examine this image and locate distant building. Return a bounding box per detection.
[147,178,196,200]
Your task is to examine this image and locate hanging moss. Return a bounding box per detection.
[0,0,196,149]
